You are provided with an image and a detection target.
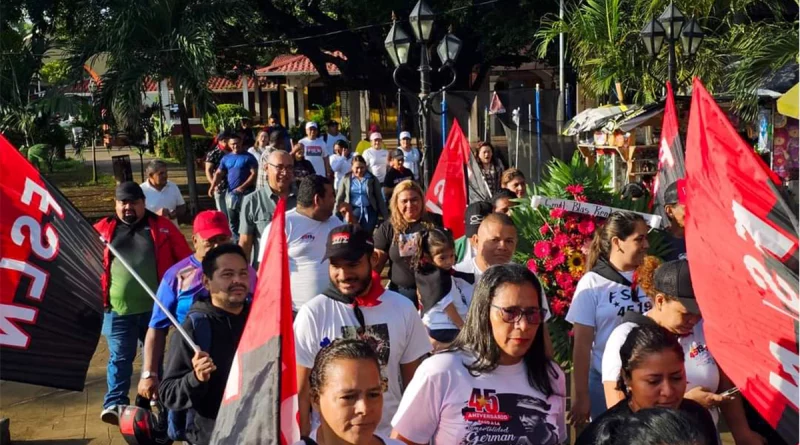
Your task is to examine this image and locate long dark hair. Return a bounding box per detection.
[411,227,455,271]
[616,324,684,397]
[449,263,558,396]
[588,408,706,445]
[586,211,646,270]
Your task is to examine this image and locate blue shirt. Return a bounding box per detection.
[350,175,371,209]
[149,254,257,329]
[219,152,259,192]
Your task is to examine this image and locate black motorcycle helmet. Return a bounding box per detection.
[119,396,173,445]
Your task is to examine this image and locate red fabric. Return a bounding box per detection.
[354,271,385,308]
[425,119,468,239]
[93,214,191,309]
[684,78,799,444]
[651,81,687,215]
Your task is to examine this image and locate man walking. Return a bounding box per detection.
[140,159,186,226]
[363,132,389,183]
[205,132,230,214]
[324,119,348,158]
[209,134,259,242]
[94,182,191,425]
[398,131,421,180]
[298,121,332,180]
[256,129,288,190]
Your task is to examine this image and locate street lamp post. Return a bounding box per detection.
[385,0,462,189]
[640,2,704,89]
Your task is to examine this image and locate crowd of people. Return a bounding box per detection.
[92,122,773,445]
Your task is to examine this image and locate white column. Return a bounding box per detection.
[296,82,306,122]
[347,90,362,142]
[360,90,369,138]
[266,91,273,117]
[285,86,297,126]
[253,82,261,118]
[242,74,250,111]
[159,79,172,122]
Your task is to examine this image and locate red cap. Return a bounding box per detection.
[193,210,232,239]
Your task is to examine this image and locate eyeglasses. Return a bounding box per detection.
[268,163,291,172]
[491,305,548,324]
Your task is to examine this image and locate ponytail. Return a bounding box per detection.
[586,211,646,271]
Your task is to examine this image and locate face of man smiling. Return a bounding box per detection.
[203,253,250,313]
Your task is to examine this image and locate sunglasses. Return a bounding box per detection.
[491,305,548,324]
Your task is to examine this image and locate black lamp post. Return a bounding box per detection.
[640,2,704,89]
[385,0,462,188]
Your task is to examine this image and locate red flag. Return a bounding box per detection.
[684,78,799,445]
[425,120,468,238]
[0,134,104,391]
[489,91,506,115]
[210,198,300,444]
[651,81,687,224]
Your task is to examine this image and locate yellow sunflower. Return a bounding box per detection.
[568,250,585,275]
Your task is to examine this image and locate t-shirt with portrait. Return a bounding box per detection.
[294,288,432,437]
[373,213,444,290]
[392,350,567,445]
[293,429,403,445]
[565,260,652,373]
[299,137,327,177]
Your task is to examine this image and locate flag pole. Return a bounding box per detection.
[100,236,200,353]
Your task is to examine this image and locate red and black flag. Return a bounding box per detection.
[211,198,300,444]
[684,77,798,445]
[425,120,468,239]
[0,134,104,391]
[651,81,687,226]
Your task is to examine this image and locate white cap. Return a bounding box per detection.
[399,131,412,140]
[370,132,383,141]
[305,121,318,129]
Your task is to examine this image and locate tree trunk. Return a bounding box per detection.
[176,91,199,215]
[92,133,98,183]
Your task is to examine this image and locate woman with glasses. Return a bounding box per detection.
[391,264,566,445]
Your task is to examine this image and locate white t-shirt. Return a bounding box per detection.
[422,276,474,331]
[260,209,342,309]
[601,317,720,423]
[140,180,184,225]
[299,137,328,177]
[294,289,433,437]
[363,148,389,182]
[392,350,567,445]
[325,133,348,157]
[453,259,552,322]
[565,270,652,373]
[294,428,403,445]
[329,154,353,191]
[400,146,422,180]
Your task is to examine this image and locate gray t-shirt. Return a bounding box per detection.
[239,187,297,267]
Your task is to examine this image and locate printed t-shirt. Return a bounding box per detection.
[205,147,230,192]
[383,167,415,190]
[140,180,185,225]
[293,159,317,182]
[602,314,720,423]
[293,429,403,445]
[373,214,444,289]
[294,288,432,437]
[109,220,159,315]
[661,230,688,261]
[219,151,259,192]
[149,254,257,329]
[260,209,342,309]
[565,268,652,373]
[363,148,390,182]
[299,137,327,177]
[391,350,567,445]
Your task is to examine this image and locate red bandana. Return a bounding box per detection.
[354,271,384,308]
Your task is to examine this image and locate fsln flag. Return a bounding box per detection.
[489,91,506,115]
[684,77,799,445]
[0,134,104,391]
[210,198,300,445]
[651,81,687,227]
[425,120,468,238]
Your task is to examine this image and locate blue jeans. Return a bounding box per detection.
[214,189,227,214]
[589,367,608,420]
[102,311,150,409]
[225,191,243,243]
[352,205,378,234]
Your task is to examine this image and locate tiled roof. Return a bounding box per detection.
[66,76,277,94]
[255,52,344,76]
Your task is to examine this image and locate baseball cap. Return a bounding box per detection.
[399,131,412,140]
[390,149,405,160]
[370,132,383,141]
[465,202,493,238]
[327,120,339,126]
[305,121,318,130]
[653,259,699,314]
[323,225,374,262]
[115,182,145,201]
[193,210,232,240]
[663,179,686,205]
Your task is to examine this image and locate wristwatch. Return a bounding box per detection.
[141,371,158,380]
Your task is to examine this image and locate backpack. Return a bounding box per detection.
[167,312,212,442]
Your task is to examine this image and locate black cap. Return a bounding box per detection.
[465,202,493,238]
[654,259,699,314]
[115,182,145,201]
[664,181,680,205]
[390,149,405,160]
[327,119,339,126]
[323,225,374,262]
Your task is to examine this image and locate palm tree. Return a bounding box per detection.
[69,0,250,212]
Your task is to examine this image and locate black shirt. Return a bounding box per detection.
[660,230,687,261]
[383,167,415,190]
[576,399,718,445]
[293,159,317,186]
[373,213,444,289]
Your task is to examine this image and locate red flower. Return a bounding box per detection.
[565,184,585,195]
[550,208,566,218]
[526,259,538,272]
[575,195,588,202]
[544,258,558,271]
[551,298,568,317]
[552,250,566,266]
[578,219,596,235]
[539,225,549,235]
[555,271,574,289]
[534,241,553,259]
[553,233,570,247]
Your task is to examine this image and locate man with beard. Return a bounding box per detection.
[93,182,191,425]
[159,244,251,445]
[294,225,432,437]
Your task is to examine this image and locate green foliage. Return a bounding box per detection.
[25,144,55,172]
[534,153,614,204]
[40,60,72,85]
[156,135,214,163]
[201,104,251,135]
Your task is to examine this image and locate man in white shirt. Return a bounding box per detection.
[140,159,185,226]
[362,132,389,182]
[298,121,332,180]
[398,131,421,180]
[294,224,432,437]
[324,120,348,157]
[328,140,353,191]
[259,175,341,309]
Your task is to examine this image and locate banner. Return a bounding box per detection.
[684,78,799,445]
[466,149,493,205]
[651,81,687,227]
[425,120,468,239]
[211,198,300,444]
[489,91,506,115]
[530,195,662,229]
[0,135,104,391]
